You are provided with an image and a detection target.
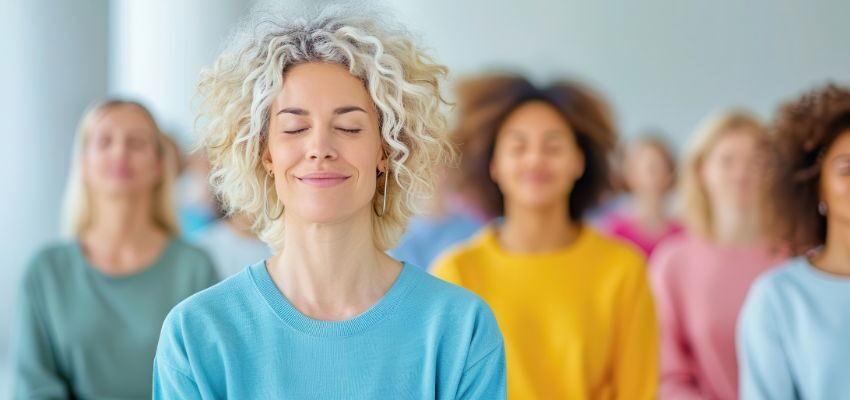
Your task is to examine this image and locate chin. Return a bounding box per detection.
[291,203,364,225]
[101,185,150,197]
[512,194,564,211]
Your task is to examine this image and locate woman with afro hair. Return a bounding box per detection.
[738,84,850,400]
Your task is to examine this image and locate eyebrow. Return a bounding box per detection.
[275,106,368,116]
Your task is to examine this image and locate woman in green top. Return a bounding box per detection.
[12,99,219,399]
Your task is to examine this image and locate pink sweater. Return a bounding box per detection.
[649,234,783,400]
[600,212,684,257]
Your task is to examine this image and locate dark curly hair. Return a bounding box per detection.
[769,83,850,255]
[450,73,617,221]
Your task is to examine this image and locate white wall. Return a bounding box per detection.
[1,1,848,396]
[110,0,255,147]
[392,0,850,151]
[0,0,110,397]
[0,1,253,396]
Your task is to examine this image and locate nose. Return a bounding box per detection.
[108,138,132,160]
[305,126,338,161]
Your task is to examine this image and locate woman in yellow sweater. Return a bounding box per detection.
[432,74,658,399]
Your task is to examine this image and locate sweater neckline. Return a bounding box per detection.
[249,260,418,337]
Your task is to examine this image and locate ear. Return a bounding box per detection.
[154,135,168,181]
[573,150,586,180]
[261,143,273,174]
[489,159,500,184]
[377,142,389,173]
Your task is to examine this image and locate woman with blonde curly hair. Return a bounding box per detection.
[152,7,505,399]
[738,84,850,400]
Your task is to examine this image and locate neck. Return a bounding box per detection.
[632,193,667,232]
[270,208,401,320]
[499,200,580,253]
[812,220,850,276]
[85,195,160,245]
[711,204,762,247]
[81,194,167,275]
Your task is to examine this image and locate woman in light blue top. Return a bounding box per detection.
[152,5,506,399]
[738,83,850,399]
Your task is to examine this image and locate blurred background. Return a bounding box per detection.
[1,0,848,396]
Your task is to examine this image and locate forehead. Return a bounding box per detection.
[710,130,760,153]
[90,105,156,135]
[499,101,573,139]
[274,62,373,108]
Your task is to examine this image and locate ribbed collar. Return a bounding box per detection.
[249,260,418,337]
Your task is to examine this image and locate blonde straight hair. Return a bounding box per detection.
[61,99,180,238]
[679,109,768,239]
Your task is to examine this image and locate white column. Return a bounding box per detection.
[110,0,254,147]
[0,0,110,393]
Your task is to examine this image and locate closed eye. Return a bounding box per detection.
[337,127,362,133]
[283,128,308,134]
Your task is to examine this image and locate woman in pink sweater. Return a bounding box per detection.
[649,110,785,399]
[601,135,683,257]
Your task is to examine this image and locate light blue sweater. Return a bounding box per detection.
[738,256,850,399]
[153,260,506,399]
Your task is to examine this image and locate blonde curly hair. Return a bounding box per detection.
[196,6,455,252]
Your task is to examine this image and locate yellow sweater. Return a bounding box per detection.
[433,226,658,400]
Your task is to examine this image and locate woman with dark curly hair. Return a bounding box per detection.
[738,84,850,400]
[432,74,658,399]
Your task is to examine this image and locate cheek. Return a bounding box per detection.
[824,175,850,200]
[268,142,302,175]
[133,150,162,176]
[83,149,107,175]
[490,150,519,182]
[700,164,724,194]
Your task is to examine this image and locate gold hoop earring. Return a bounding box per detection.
[264,171,284,220]
[375,167,389,217]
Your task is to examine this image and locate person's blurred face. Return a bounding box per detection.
[625,143,673,199]
[262,62,385,224]
[819,130,850,229]
[83,104,162,198]
[700,129,765,212]
[490,100,585,212]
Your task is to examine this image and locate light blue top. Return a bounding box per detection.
[153,260,506,399]
[737,256,850,400]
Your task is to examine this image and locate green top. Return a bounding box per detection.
[13,237,219,399]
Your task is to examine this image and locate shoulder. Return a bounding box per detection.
[166,237,218,276]
[430,228,492,275]
[398,263,484,311]
[647,233,701,275]
[169,237,214,263]
[407,265,500,331]
[21,241,79,287]
[156,263,264,368]
[166,265,255,325]
[404,265,503,358]
[739,258,809,331]
[650,232,696,260]
[584,227,647,272]
[746,257,806,303]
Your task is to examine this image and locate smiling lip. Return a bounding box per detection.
[296,172,351,187]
